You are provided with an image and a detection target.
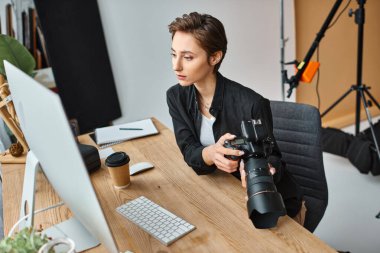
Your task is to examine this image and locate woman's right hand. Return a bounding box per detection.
[202,133,244,173]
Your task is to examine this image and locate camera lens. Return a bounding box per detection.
[244,158,286,229]
[224,119,286,229]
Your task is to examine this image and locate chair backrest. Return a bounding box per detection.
[270,101,328,232]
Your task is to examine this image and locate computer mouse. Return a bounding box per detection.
[130,162,154,176]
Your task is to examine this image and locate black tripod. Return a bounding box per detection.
[321,0,380,161]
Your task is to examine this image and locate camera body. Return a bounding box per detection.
[224,119,286,229]
[224,119,274,160]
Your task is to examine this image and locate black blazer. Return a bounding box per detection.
[166,72,302,216]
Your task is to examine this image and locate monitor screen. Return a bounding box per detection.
[4,61,119,252]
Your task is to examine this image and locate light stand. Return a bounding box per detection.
[321,0,380,161]
[280,0,286,101]
[283,0,343,98]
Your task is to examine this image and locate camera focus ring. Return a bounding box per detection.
[246,174,274,185]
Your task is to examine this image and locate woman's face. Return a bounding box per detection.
[171,31,215,86]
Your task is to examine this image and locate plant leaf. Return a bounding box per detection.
[0,34,36,79]
[0,227,50,253]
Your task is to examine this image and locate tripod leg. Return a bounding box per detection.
[364,88,380,110]
[321,87,353,118]
[356,90,361,134]
[359,90,380,162]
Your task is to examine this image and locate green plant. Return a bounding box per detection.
[0,34,35,152]
[0,34,35,79]
[0,227,53,253]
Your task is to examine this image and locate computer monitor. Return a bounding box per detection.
[4,61,119,253]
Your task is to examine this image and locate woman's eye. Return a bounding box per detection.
[171,53,176,58]
[184,56,193,61]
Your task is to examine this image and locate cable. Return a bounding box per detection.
[315,0,351,109]
[8,202,64,238]
[316,46,321,110]
[328,0,352,29]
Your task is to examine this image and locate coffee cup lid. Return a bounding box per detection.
[105,152,130,167]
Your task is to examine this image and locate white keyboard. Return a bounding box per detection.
[116,196,196,246]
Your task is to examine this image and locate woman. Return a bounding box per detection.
[166,12,304,224]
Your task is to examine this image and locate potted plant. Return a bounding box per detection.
[0,227,76,253]
[0,34,35,157]
[0,227,51,253]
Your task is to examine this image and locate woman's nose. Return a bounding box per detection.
[172,58,182,71]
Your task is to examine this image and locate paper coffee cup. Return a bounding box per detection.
[105,151,131,189]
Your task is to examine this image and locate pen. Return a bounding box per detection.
[119,128,143,130]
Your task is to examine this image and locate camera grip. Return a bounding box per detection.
[223,140,240,161]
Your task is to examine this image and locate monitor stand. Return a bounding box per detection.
[19,151,100,252]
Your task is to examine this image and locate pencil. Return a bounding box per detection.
[119,128,143,130]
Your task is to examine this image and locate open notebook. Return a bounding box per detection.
[93,118,158,148]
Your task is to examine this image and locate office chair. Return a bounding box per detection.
[270,101,328,232]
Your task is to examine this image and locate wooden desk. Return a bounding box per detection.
[1,119,336,252]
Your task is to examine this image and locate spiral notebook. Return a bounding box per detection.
[92,118,158,148]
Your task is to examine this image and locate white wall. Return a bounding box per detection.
[0,0,34,41]
[97,0,296,129]
[0,0,13,36]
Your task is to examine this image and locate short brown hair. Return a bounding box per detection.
[168,12,227,72]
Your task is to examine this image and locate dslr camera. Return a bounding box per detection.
[224,119,286,229]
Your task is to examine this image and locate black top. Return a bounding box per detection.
[166,72,302,217]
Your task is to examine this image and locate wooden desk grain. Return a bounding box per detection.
[1,118,336,252]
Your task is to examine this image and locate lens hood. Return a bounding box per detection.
[247,191,286,229]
